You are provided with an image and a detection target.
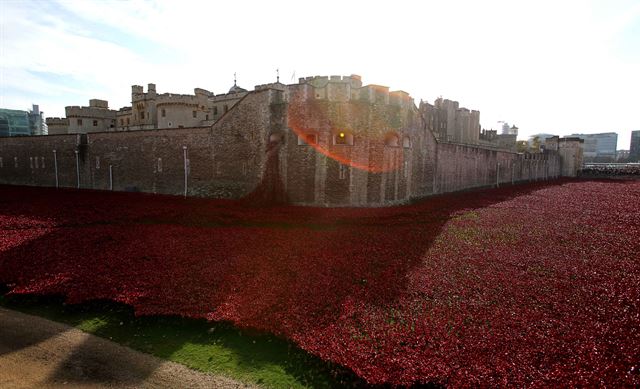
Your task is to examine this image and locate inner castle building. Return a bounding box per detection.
[2,74,583,207]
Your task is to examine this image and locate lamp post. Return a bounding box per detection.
[53,149,58,188]
[183,146,188,198]
[74,149,80,189]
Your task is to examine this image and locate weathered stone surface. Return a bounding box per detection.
[0,85,577,207]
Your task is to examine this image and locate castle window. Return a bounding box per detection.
[30,157,33,169]
[384,133,400,147]
[140,111,145,119]
[339,164,348,179]
[192,110,197,118]
[403,136,411,148]
[298,133,318,145]
[334,131,354,146]
[161,109,166,117]
[34,157,39,169]
[224,105,229,113]
[95,156,100,169]
[214,106,218,115]
[93,120,98,127]
[41,157,45,168]
[14,157,18,168]
[126,118,130,125]
[205,114,209,120]
[120,119,124,126]
[157,158,162,173]
[77,119,83,126]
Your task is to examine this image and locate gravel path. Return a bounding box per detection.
[0,307,257,389]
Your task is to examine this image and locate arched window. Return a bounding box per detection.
[384,132,400,147]
[333,131,354,146]
[403,136,411,148]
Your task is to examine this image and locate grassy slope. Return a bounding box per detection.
[0,293,363,388]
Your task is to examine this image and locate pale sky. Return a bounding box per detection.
[1,0,639,149]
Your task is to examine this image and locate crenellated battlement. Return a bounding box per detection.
[45,117,69,124]
[255,82,286,92]
[66,105,116,119]
[156,93,206,106]
[299,74,363,88]
[292,74,416,107]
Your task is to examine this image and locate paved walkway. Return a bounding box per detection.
[0,307,256,389]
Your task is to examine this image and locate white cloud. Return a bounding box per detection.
[1,0,638,147]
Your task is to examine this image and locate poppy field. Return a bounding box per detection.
[1,179,639,386]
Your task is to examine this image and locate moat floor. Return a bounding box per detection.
[0,307,253,389]
[1,179,639,386]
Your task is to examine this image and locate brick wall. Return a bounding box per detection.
[1,87,568,207]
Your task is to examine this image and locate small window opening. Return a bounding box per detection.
[385,133,400,147]
[403,136,411,148]
[339,164,348,179]
[334,131,354,146]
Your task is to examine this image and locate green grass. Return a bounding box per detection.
[0,292,365,388]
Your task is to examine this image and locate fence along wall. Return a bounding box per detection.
[0,89,276,197]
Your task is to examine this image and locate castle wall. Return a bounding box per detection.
[433,143,560,194]
[0,134,83,189]
[1,90,275,198]
[283,85,427,206]
[1,84,572,207]
[45,118,69,135]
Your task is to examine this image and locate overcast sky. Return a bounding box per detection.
[2,0,639,148]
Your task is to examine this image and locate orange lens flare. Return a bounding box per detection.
[287,95,404,174]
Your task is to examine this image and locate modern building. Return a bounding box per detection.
[528,133,556,149]
[616,150,630,162]
[0,105,46,136]
[570,132,618,162]
[630,130,640,162]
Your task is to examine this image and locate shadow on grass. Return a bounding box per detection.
[0,292,370,388]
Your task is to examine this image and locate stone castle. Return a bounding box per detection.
[1,74,583,206]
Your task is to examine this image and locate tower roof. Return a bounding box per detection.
[228,84,247,94]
